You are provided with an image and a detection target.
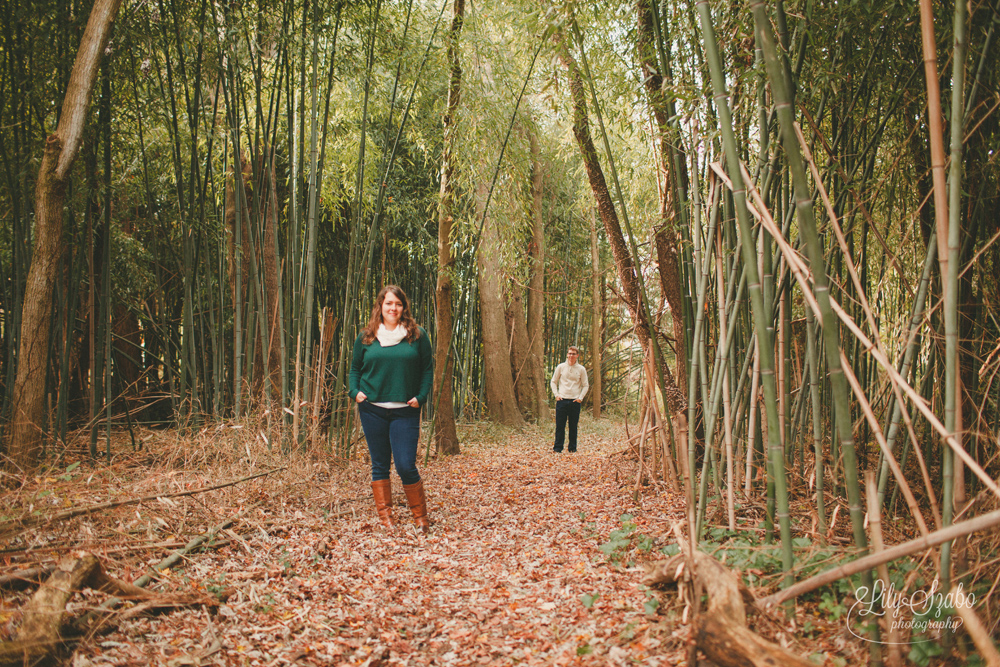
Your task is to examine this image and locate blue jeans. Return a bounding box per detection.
[554,399,581,452]
[357,402,422,484]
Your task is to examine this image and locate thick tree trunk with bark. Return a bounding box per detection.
[111,216,139,402]
[112,304,141,400]
[505,280,540,420]
[638,0,688,400]
[526,129,550,422]
[226,156,258,397]
[432,0,464,455]
[558,40,686,416]
[477,183,525,427]
[7,0,124,472]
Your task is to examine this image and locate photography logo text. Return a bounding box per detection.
[846,577,973,644]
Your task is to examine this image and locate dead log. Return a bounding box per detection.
[644,551,813,667]
[0,555,100,665]
[0,552,214,667]
[0,554,136,665]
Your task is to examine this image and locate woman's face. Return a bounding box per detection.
[382,292,403,327]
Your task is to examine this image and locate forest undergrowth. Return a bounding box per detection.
[1,414,953,666]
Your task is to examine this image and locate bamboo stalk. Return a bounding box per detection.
[759,508,1000,609]
[804,307,825,533]
[696,255,747,533]
[941,0,970,596]
[842,352,929,537]
[745,337,761,497]
[688,179,720,494]
[750,1,870,565]
[716,236,735,530]
[865,471,904,667]
[877,236,937,503]
[298,0,329,423]
[791,127,944,528]
[693,0,793,590]
[739,163,1000,503]
[918,0,951,279]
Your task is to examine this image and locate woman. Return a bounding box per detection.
[349,285,434,531]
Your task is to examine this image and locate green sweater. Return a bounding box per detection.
[349,327,434,406]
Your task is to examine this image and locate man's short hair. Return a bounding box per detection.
[568,346,579,354]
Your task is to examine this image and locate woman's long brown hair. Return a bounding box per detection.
[361,285,421,344]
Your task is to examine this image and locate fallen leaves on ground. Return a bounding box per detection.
[1,417,860,666]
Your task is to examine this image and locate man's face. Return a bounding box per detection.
[567,350,578,365]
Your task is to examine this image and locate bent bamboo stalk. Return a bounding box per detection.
[758,508,1000,609]
[735,158,1000,504]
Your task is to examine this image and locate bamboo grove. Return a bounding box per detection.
[2,0,1000,652]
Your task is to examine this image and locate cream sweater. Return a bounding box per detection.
[550,361,589,401]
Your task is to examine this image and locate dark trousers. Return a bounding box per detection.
[554,399,581,452]
[357,402,422,484]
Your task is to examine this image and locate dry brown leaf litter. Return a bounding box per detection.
[1,417,863,666]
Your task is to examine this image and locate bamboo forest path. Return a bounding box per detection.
[79,417,688,666]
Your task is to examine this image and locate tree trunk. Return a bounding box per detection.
[477,182,525,427]
[7,0,124,472]
[111,216,139,403]
[505,279,540,420]
[225,156,254,397]
[638,0,688,400]
[263,148,283,399]
[112,304,141,403]
[432,0,464,455]
[526,128,550,422]
[589,208,602,418]
[558,37,686,416]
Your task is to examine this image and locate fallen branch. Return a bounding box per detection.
[0,467,285,540]
[1,532,238,592]
[3,519,238,666]
[65,518,236,637]
[132,519,235,587]
[0,565,56,591]
[0,536,202,564]
[757,508,1000,609]
[644,551,813,667]
[0,552,214,667]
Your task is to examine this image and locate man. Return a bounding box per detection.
[550,346,589,453]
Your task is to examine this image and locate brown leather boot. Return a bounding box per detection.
[402,480,430,533]
[371,479,394,528]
